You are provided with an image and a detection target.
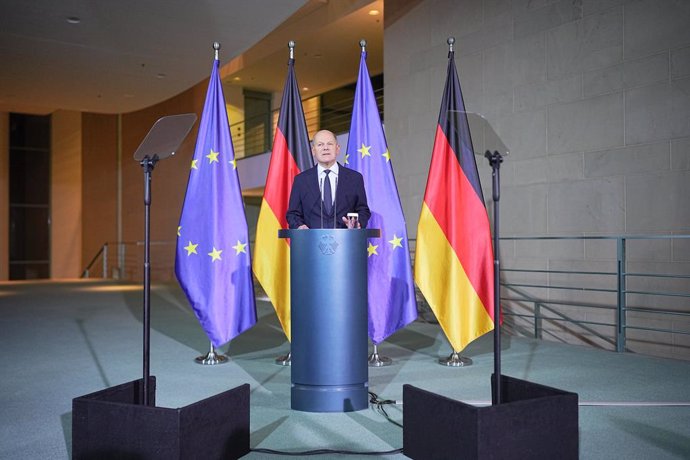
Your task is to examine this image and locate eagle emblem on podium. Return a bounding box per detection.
[318,234,338,255]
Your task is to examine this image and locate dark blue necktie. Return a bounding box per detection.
[323,170,333,215]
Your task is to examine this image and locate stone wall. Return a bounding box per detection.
[384,0,690,359]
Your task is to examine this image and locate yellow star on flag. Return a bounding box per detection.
[206,149,220,164]
[382,150,391,163]
[358,143,372,158]
[183,241,198,256]
[177,226,182,237]
[230,158,237,170]
[232,240,247,254]
[388,234,403,249]
[367,242,379,257]
[208,247,222,262]
[344,153,350,165]
[191,159,198,170]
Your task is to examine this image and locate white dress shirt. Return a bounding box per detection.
[317,163,339,205]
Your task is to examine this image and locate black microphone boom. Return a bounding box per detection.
[319,175,324,228]
[334,175,338,229]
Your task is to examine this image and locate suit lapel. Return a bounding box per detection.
[306,166,320,201]
[334,164,349,215]
[305,167,323,215]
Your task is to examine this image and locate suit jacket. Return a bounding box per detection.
[286,164,371,229]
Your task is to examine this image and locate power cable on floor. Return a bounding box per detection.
[251,447,403,456]
[249,392,404,456]
[369,391,403,428]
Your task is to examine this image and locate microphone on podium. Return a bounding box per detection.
[333,175,338,229]
[319,175,324,229]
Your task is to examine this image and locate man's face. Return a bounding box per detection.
[311,131,339,168]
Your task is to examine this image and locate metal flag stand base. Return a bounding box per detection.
[368,344,392,367]
[275,351,291,366]
[195,341,228,365]
[439,351,473,367]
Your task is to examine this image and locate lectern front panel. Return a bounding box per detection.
[281,228,371,412]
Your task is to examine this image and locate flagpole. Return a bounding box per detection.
[274,40,297,367]
[438,38,473,369]
[352,38,396,369]
[187,42,233,367]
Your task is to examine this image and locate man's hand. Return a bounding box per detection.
[342,216,361,229]
[298,224,309,229]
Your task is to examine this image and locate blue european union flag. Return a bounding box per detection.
[346,50,418,344]
[175,57,257,347]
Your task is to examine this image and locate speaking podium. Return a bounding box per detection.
[279,228,379,412]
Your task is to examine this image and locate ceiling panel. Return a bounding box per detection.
[0,0,307,114]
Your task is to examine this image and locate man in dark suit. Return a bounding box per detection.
[287,130,370,229]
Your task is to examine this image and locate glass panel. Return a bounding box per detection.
[9,149,50,204]
[10,263,50,280]
[9,114,50,150]
[243,90,272,156]
[9,206,50,261]
[319,74,383,135]
[319,85,355,135]
[9,113,51,280]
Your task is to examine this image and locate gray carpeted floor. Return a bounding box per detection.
[1,280,689,459]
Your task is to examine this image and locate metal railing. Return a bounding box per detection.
[82,234,690,358]
[498,235,690,356]
[81,241,176,282]
[229,88,384,160]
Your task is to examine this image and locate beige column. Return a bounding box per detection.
[51,110,82,278]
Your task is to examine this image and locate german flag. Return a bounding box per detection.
[414,48,494,353]
[253,56,312,341]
